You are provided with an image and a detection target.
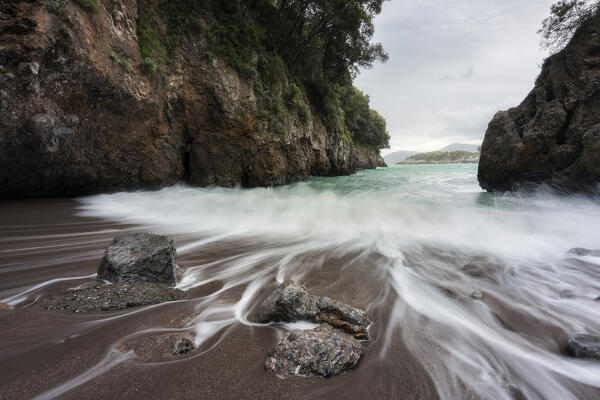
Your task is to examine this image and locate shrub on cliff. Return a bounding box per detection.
[539,0,600,52]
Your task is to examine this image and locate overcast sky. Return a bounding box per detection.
[354,0,556,153]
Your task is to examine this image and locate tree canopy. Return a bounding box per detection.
[539,0,600,53]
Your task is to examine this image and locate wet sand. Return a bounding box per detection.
[0,200,437,400]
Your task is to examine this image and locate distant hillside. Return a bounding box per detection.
[384,151,418,165]
[440,143,480,152]
[398,150,479,165]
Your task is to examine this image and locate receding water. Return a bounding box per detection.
[3,164,600,400]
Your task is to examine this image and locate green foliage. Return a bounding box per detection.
[45,0,65,14]
[539,0,600,52]
[404,151,479,163]
[340,87,389,149]
[74,0,99,13]
[142,57,158,73]
[256,94,287,135]
[285,83,310,122]
[111,53,132,71]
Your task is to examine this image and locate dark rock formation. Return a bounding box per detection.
[567,247,600,257]
[566,334,600,360]
[43,281,188,312]
[265,324,363,377]
[0,0,384,198]
[256,280,371,340]
[97,233,177,285]
[478,12,600,191]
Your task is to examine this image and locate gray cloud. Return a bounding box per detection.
[355,0,555,153]
[435,66,475,83]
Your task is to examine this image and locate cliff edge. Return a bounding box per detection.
[0,0,385,198]
[478,12,600,191]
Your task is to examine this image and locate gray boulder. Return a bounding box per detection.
[97,233,177,285]
[566,334,600,360]
[256,280,371,340]
[265,324,363,377]
[256,280,320,322]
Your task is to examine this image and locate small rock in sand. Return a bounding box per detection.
[173,336,195,355]
[123,333,196,362]
[471,291,483,299]
[566,334,600,360]
[265,324,363,377]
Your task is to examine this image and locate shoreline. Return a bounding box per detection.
[0,199,438,400]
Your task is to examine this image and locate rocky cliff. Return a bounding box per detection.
[478,12,600,191]
[0,0,384,198]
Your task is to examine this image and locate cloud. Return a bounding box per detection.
[435,66,475,83]
[355,0,555,153]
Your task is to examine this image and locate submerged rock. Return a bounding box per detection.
[566,334,600,360]
[173,336,195,355]
[97,233,177,285]
[265,324,363,377]
[43,281,188,312]
[567,248,600,257]
[256,280,371,340]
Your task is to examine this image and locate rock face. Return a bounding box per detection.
[97,233,177,285]
[566,334,600,360]
[478,12,600,191]
[256,280,371,340]
[0,0,384,198]
[265,324,363,377]
[43,281,188,312]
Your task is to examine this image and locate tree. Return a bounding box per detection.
[274,1,388,84]
[539,0,600,53]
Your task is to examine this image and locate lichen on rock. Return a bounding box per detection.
[265,324,364,377]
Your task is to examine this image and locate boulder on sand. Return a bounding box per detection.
[97,232,177,285]
[265,324,363,377]
[256,280,371,340]
[566,334,600,360]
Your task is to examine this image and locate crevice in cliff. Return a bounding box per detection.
[556,107,575,145]
[241,166,250,188]
[183,140,192,182]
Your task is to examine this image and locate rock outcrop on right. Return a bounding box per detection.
[478,12,600,191]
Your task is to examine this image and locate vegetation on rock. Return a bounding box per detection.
[135,0,390,149]
[539,0,600,52]
[399,150,479,165]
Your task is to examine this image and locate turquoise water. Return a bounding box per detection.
[72,165,600,399]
